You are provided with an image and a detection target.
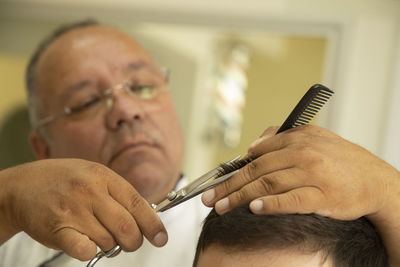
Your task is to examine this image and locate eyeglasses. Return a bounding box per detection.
[35,67,169,129]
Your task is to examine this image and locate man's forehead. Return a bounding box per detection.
[34,25,154,106]
[39,25,150,66]
[39,26,151,77]
[53,25,142,51]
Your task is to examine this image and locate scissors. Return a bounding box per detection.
[87,155,241,267]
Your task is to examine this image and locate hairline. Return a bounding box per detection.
[197,244,331,266]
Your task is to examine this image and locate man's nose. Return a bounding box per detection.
[105,91,145,130]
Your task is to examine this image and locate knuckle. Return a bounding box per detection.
[270,196,283,210]
[258,176,277,194]
[294,145,316,160]
[242,160,258,182]
[86,162,113,181]
[280,132,297,146]
[301,151,326,174]
[117,217,136,235]
[308,157,326,173]
[233,189,249,204]
[288,191,303,207]
[87,162,106,175]
[127,193,144,212]
[70,180,93,196]
[216,178,234,197]
[291,143,326,171]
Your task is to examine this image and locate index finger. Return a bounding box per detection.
[107,176,168,248]
[201,147,296,207]
[249,125,313,158]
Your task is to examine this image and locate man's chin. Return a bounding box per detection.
[114,164,174,203]
[108,151,179,202]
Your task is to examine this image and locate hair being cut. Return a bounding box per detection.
[25,19,99,133]
[193,205,388,267]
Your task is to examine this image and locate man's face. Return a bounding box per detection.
[196,245,332,267]
[34,25,184,203]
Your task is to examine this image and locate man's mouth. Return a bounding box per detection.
[108,139,157,166]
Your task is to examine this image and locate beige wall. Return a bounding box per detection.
[0,54,28,126]
[214,36,326,165]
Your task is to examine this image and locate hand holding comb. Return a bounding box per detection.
[216,83,334,175]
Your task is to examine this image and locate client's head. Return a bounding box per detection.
[193,205,388,267]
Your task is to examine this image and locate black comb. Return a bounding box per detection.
[276,84,334,133]
[217,83,334,176]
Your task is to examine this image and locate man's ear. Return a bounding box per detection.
[29,130,50,159]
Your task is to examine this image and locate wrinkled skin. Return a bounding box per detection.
[0,159,167,260]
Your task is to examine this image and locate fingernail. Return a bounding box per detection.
[250,200,263,211]
[153,231,168,247]
[202,189,215,204]
[215,198,230,213]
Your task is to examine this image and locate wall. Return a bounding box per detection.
[382,28,400,170]
[0,54,28,126]
[213,36,326,165]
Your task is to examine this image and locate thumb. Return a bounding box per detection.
[54,228,97,261]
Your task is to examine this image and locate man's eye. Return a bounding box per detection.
[128,85,158,99]
[70,97,101,113]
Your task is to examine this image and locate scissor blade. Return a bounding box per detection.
[152,193,186,212]
[183,155,240,193]
[189,170,238,197]
[157,170,238,212]
[152,155,242,213]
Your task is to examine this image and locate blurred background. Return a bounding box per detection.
[0,0,399,179]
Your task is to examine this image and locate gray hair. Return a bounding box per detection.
[25,19,99,138]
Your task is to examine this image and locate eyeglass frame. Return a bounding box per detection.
[34,67,170,129]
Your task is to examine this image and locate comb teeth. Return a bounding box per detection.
[277,84,334,133]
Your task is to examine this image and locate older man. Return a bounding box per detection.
[0,20,209,266]
[0,20,399,266]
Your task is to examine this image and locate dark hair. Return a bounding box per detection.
[25,19,99,129]
[193,205,388,267]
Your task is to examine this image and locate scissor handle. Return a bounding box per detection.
[86,245,121,267]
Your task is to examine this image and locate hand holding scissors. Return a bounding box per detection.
[87,156,242,266]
